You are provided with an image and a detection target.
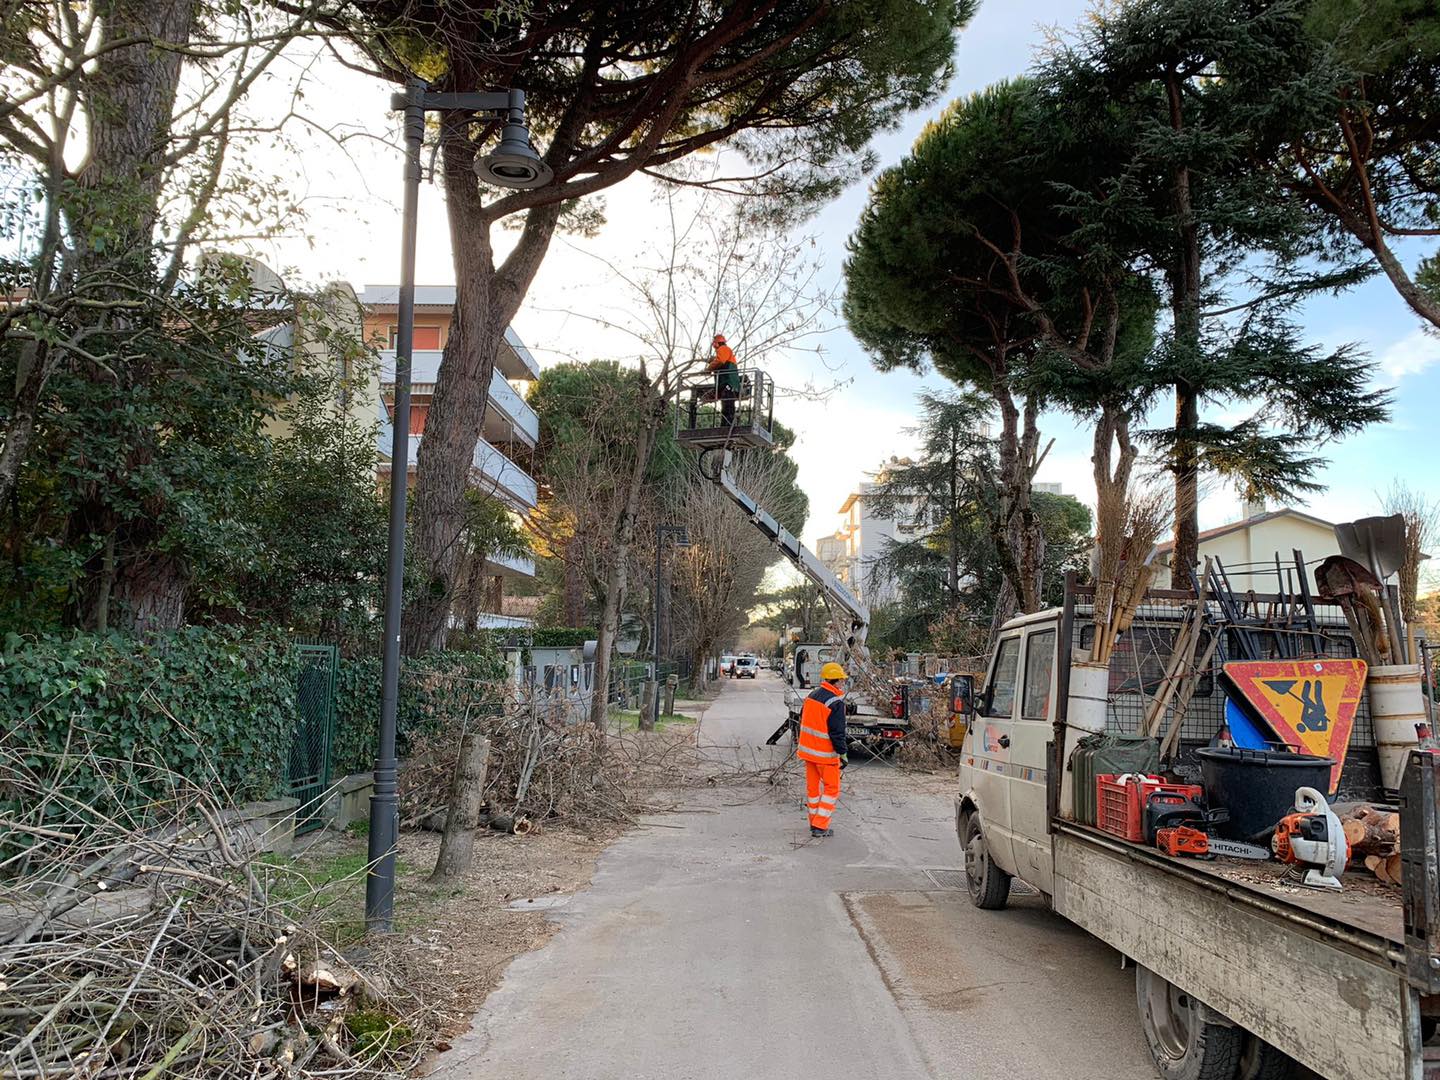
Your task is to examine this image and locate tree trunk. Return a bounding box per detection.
[989,380,1043,624]
[562,547,585,626]
[406,124,564,652]
[430,733,490,883]
[587,414,657,728]
[110,551,187,632]
[1166,69,1203,586]
[1366,228,1440,331]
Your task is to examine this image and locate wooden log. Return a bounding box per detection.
[478,812,533,836]
[429,734,490,883]
[1365,852,1404,885]
[1340,805,1399,858]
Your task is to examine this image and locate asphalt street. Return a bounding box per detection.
[435,675,1157,1080]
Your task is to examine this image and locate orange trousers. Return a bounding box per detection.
[804,759,841,829]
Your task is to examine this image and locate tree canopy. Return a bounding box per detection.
[322,0,979,649]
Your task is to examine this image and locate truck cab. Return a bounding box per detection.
[956,609,1060,897]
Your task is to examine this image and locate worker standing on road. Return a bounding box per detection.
[708,333,741,424]
[796,661,849,838]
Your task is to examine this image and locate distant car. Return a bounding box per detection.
[734,657,759,679]
[720,654,737,677]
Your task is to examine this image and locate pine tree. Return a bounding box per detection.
[1047,0,1390,581]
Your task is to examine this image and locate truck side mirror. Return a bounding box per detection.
[951,674,975,716]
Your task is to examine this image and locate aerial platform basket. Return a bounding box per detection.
[677,367,775,452]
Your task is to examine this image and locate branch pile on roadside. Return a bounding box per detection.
[0,748,441,1079]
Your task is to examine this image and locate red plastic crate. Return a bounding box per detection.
[1096,774,1204,843]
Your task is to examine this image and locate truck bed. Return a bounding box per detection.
[1066,823,1406,945]
[1052,822,1414,1080]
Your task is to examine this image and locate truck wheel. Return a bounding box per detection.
[962,812,1010,910]
[1236,1034,1294,1080]
[1136,966,1243,1080]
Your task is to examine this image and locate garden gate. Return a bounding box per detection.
[287,644,338,835]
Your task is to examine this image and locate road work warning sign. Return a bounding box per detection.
[1221,659,1368,789]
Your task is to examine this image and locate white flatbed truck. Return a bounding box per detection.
[955,585,1440,1080]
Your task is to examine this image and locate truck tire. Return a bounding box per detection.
[1136,965,1243,1080]
[962,812,1010,910]
[1236,1034,1294,1080]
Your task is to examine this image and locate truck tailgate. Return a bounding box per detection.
[1052,825,1414,1080]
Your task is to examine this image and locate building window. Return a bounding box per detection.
[388,324,442,350]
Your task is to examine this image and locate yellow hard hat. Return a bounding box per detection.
[821,662,848,681]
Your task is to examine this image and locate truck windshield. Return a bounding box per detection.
[985,637,1020,718]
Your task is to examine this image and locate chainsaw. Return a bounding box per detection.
[1156,826,1270,860]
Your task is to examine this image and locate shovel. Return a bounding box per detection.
[1334,514,1408,663]
[1314,555,1386,666]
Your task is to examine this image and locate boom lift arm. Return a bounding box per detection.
[702,450,870,657]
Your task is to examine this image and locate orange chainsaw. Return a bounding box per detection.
[1155,826,1269,860]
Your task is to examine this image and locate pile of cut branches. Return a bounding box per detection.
[399,694,643,829]
[0,748,441,1079]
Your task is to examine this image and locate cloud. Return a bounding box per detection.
[1378,328,1440,382]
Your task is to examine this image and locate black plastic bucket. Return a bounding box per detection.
[1195,747,1336,841]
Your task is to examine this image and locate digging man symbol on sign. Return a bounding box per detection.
[1263,679,1331,733]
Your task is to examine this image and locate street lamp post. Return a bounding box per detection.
[366,79,551,933]
[652,524,690,727]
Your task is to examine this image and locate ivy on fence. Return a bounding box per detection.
[0,628,301,820]
[330,647,507,777]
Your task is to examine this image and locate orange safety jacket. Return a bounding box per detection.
[796,680,848,763]
[708,343,737,371]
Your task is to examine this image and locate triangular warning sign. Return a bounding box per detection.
[1222,660,1367,790]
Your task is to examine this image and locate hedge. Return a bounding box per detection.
[0,630,509,826]
[1,628,301,820]
[330,647,507,777]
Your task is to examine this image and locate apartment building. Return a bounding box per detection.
[358,285,540,629]
[817,460,927,605]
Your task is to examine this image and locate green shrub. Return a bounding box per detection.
[330,647,507,776]
[0,627,300,819]
[529,627,596,648]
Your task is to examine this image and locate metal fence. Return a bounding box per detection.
[505,659,692,726]
[1067,583,1383,796]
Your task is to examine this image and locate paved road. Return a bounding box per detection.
[436,676,1157,1080]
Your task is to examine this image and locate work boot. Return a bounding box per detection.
[811,827,833,838]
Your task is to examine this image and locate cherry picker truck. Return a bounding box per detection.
[677,368,910,754]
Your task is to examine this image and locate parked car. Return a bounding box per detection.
[734,657,759,679]
[721,654,737,678]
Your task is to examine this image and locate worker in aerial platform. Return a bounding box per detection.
[707,333,741,424]
[796,662,849,837]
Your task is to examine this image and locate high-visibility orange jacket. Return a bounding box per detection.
[708,343,737,371]
[796,680,848,763]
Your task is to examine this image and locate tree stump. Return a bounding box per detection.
[429,734,490,883]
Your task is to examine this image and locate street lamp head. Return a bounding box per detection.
[476,122,553,189]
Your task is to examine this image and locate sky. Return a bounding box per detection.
[251,0,1440,554]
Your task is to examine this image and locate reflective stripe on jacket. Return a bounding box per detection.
[796,681,847,763]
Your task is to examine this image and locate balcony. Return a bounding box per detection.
[484,550,536,578]
[375,427,539,511]
[379,352,538,446]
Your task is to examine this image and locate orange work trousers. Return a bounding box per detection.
[804,759,841,829]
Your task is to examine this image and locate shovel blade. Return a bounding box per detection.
[1334,514,1407,579]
